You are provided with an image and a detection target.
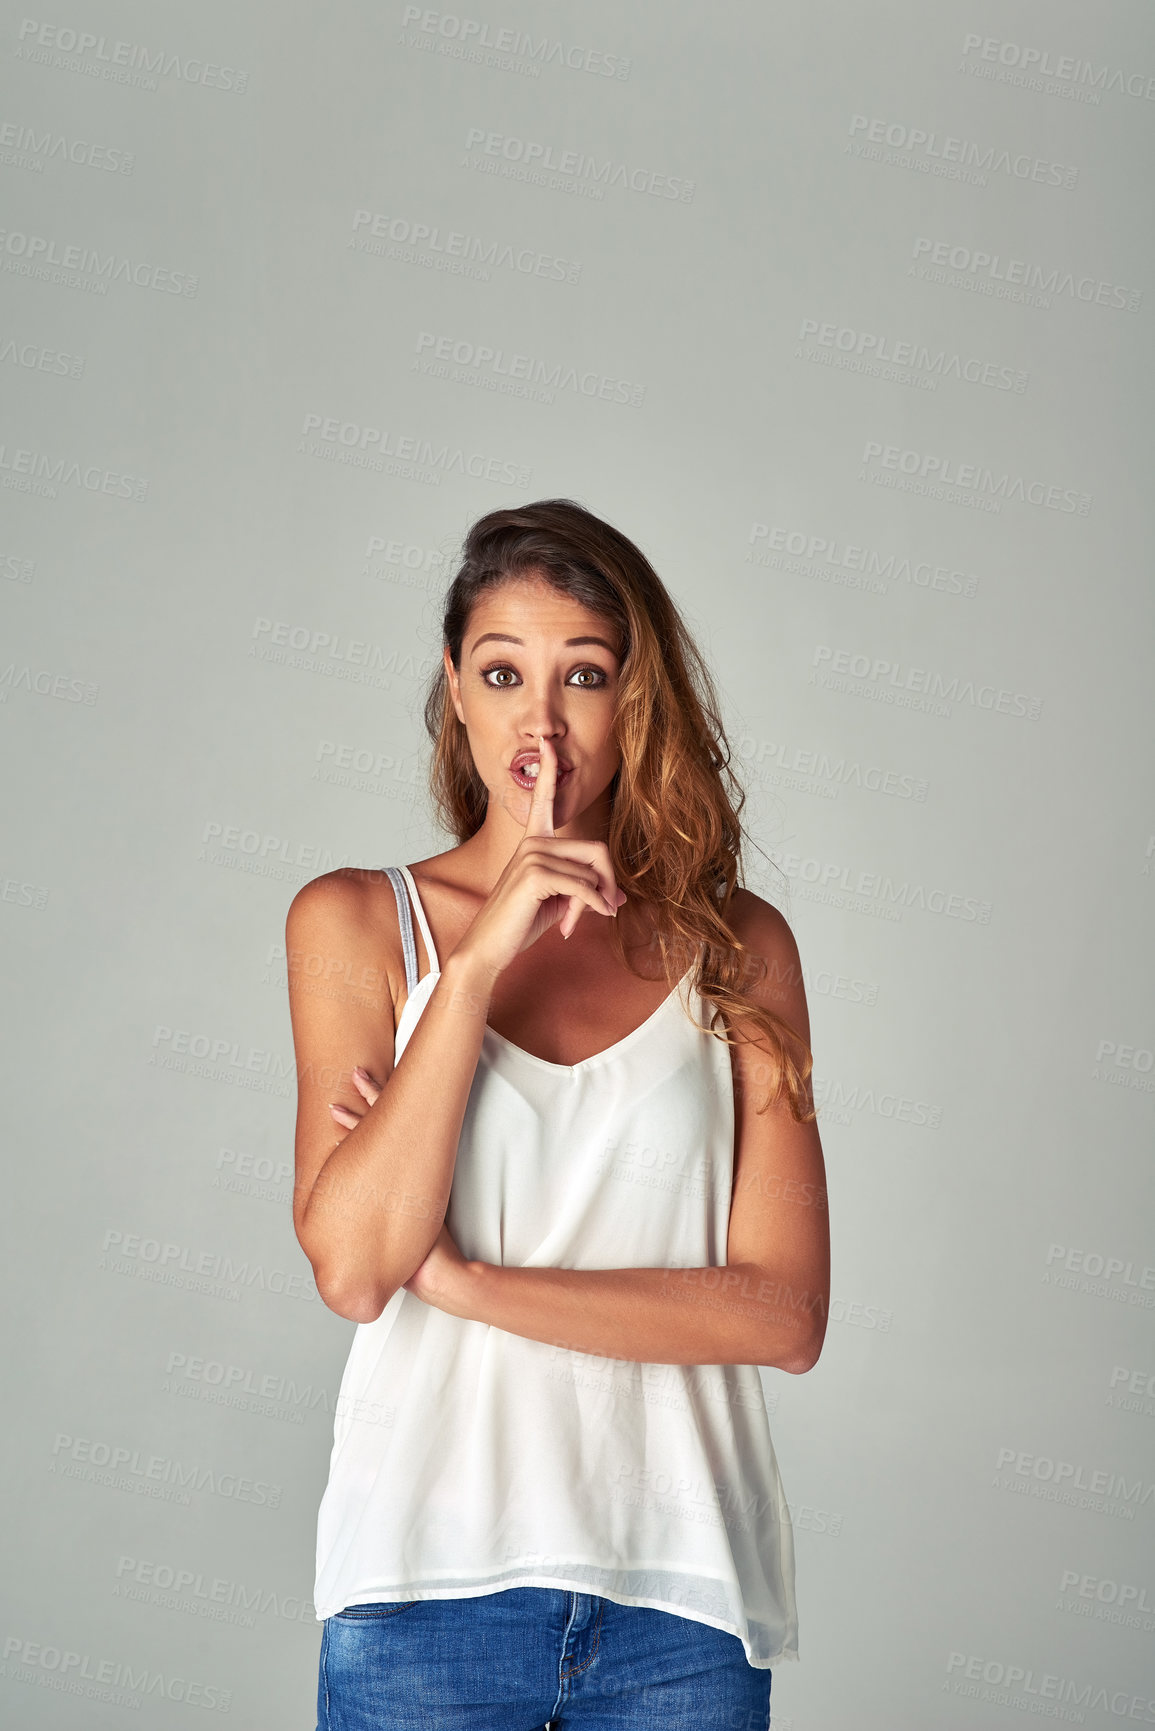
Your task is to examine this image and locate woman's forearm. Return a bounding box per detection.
[437,1258,827,1371]
[300,952,496,1319]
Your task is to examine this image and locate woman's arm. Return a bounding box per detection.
[287,870,499,1323]
[423,1255,825,1370]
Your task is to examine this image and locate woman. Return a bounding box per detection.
[286,498,830,1730]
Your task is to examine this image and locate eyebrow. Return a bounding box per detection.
[468,632,619,657]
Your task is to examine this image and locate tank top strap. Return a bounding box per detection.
[381,868,419,996]
[395,863,441,976]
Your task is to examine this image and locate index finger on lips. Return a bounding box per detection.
[522,731,556,840]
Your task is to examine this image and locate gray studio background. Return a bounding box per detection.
[3,2,1154,1726]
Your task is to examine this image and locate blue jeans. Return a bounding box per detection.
[317,1587,772,1729]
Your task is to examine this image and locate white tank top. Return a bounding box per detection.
[312,864,799,1669]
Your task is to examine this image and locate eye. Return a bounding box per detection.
[480,664,518,688]
[479,663,609,689]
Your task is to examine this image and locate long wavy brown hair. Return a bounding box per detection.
[421,498,815,1122]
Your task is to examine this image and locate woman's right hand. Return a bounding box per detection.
[449,732,627,979]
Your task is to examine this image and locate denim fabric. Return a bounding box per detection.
[317,1587,772,1729]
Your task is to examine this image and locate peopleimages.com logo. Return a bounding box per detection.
[799,319,1026,391]
[399,7,630,79]
[297,412,530,486]
[944,1650,1155,1723]
[910,235,1141,312]
[461,128,695,202]
[860,439,1091,515]
[350,208,582,284]
[960,33,1155,103]
[847,113,1078,188]
[14,18,249,92]
[0,118,135,174]
[0,225,198,295]
[412,331,645,406]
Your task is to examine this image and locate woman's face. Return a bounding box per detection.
[445,573,623,834]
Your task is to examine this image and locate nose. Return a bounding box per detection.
[515,700,566,748]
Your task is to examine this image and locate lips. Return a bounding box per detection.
[510,749,572,773]
[508,750,574,790]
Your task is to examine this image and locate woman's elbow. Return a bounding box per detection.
[784,1322,827,1374]
[301,1238,394,1323]
[315,1268,394,1324]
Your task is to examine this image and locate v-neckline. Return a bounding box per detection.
[484,966,693,1073]
[397,865,695,1073]
[398,966,694,1074]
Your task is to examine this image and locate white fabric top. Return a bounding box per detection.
[312,863,799,1668]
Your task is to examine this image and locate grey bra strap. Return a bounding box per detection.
[382,866,418,996]
[396,863,440,972]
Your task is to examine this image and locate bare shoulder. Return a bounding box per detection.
[722,887,810,1046]
[725,886,802,964]
[286,863,401,938]
[285,867,407,1015]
